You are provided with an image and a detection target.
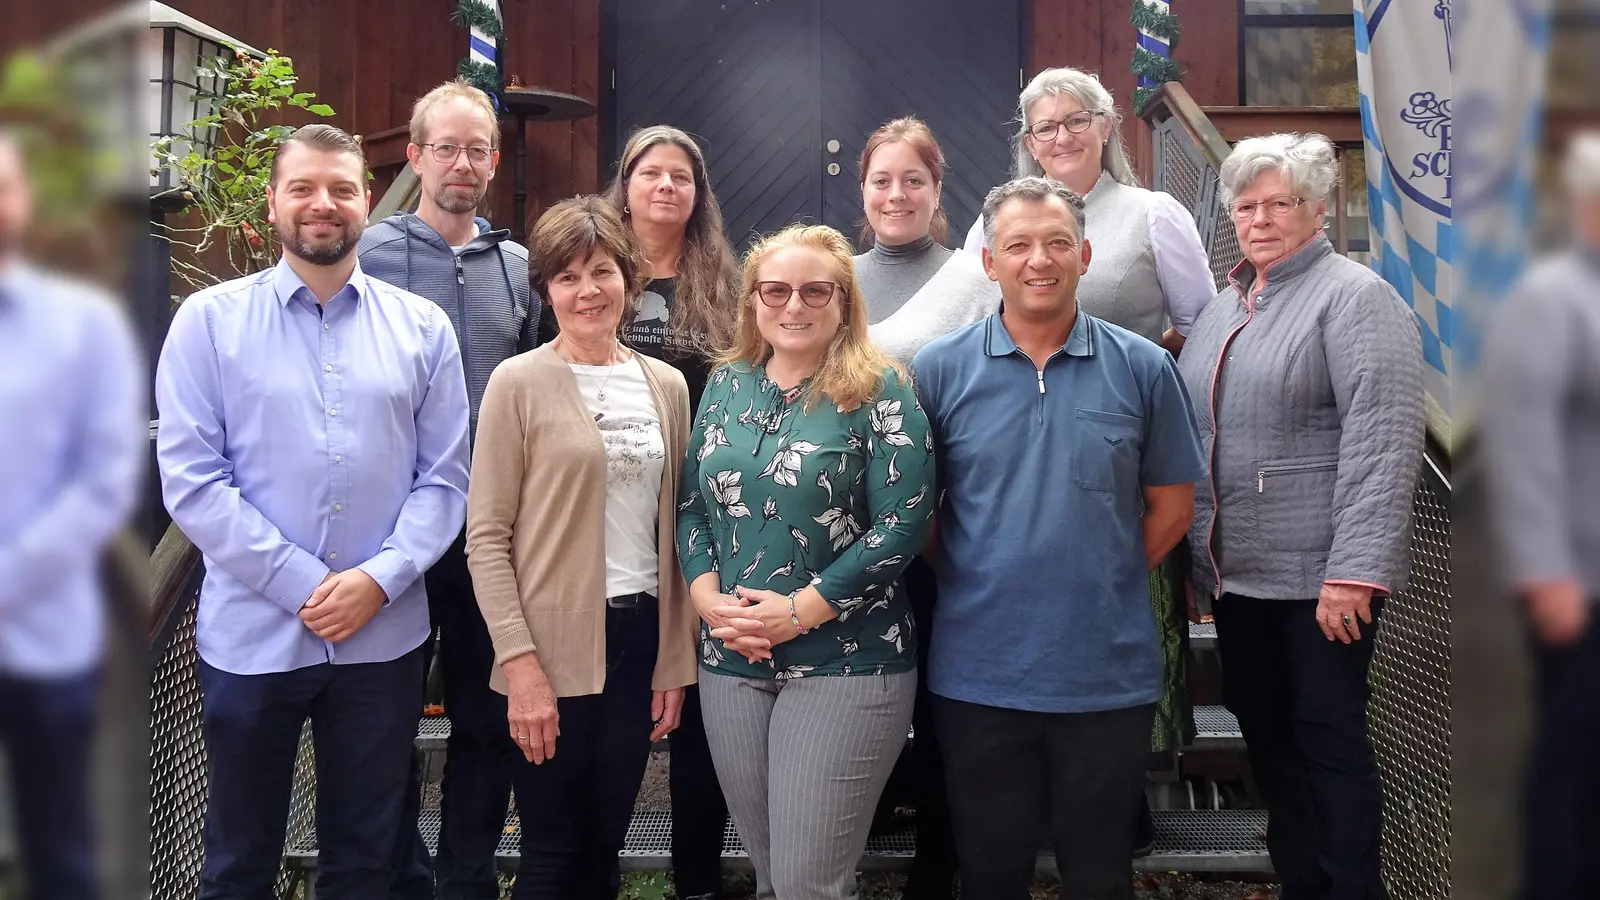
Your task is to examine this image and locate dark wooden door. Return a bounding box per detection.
[613,0,1022,249]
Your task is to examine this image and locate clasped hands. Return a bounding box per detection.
[299,568,387,642]
[693,584,805,664]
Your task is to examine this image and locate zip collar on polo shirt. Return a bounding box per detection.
[981,309,1096,358]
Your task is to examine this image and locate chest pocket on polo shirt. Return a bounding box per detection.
[1073,408,1141,493]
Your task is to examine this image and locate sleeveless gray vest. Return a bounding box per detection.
[1077,172,1166,344]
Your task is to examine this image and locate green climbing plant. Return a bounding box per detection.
[151,47,338,290]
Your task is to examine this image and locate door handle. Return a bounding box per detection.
[826,139,841,154]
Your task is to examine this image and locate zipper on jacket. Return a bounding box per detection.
[454,254,473,385]
[1202,286,1256,599]
[1255,459,1338,492]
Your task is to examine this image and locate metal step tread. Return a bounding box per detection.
[283,808,1268,874]
[1190,620,1216,648]
[1191,704,1243,748]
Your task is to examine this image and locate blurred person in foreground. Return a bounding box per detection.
[0,128,144,900]
[155,123,471,899]
[1480,130,1600,900]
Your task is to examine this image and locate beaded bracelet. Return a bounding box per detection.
[787,589,809,635]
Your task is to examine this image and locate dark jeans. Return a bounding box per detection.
[1213,593,1385,900]
[669,682,729,897]
[934,695,1154,900]
[1523,610,1600,900]
[508,595,660,900]
[902,557,958,899]
[393,535,513,900]
[0,669,101,900]
[197,646,424,900]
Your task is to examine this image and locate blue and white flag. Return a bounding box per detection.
[469,0,501,74]
[1354,0,1455,445]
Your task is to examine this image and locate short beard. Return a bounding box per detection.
[433,184,481,215]
[276,219,357,267]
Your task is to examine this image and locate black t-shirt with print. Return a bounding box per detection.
[623,277,714,411]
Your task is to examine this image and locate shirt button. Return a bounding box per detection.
[328,408,338,416]
[328,552,338,560]
[324,364,333,372]
[334,503,343,512]
[323,322,330,330]
[334,455,342,463]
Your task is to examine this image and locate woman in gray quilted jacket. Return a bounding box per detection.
[1175,132,1423,900]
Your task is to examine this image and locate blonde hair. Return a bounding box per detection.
[409,79,500,147]
[721,224,904,412]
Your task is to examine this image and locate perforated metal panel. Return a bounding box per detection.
[1191,705,1243,750]
[1369,458,1452,900]
[148,595,206,900]
[1206,190,1246,290]
[1154,119,1206,216]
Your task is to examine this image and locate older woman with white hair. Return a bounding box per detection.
[1176,132,1423,900]
[1479,129,1600,900]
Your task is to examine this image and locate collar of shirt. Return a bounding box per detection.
[982,308,1096,359]
[0,260,32,311]
[270,255,369,311]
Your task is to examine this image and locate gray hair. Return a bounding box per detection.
[1563,130,1600,199]
[981,176,1087,250]
[1219,132,1338,204]
[1013,67,1140,188]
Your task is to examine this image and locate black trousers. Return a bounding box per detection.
[1212,594,1385,900]
[669,682,730,897]
[1523,611,1600,900]
[0,669,101,900]
[901,557,959,899]
[197,646,424,900]
[393,534,513,900]
[508,596,660,900]
[935,695,1154,900]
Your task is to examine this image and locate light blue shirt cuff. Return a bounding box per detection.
[359,548,419,607]
[263,551,332,615]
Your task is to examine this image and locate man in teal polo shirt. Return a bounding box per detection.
[910,176,1205,900]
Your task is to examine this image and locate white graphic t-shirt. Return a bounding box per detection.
[569,356,665,596]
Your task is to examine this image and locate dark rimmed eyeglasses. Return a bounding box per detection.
[419,143,497,166]
[752,281,840,308]
[1024,111,1105,142]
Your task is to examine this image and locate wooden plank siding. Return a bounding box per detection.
[10,0,1240,261]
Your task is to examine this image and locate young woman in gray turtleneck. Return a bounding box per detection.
[853,118,999,369]
[851,116,998,900]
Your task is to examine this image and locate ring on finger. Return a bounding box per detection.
[1341,614,1353,625]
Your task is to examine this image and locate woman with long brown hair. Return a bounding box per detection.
[603,125,741,900]
[678,224,935,900]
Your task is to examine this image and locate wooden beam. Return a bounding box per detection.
[1199,107,1363,144]
[362,124,412,169]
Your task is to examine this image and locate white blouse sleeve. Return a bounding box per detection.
[960,217,985,258]
[1147,192,1218,336]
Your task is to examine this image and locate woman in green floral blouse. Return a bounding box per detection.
[677,224,935,900]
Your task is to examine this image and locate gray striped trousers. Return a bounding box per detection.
[697,669,917,900]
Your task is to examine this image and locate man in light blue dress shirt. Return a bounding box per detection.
[0,129,145,900]
[155,124,471,900]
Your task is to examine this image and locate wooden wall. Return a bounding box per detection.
[164,0,601,237]
[13,0,1238,236]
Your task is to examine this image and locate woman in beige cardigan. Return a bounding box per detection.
[466,195,697,900]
